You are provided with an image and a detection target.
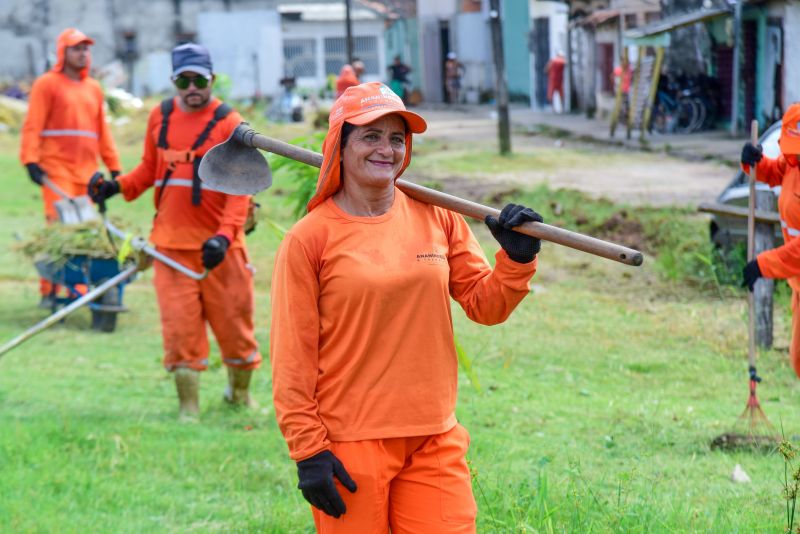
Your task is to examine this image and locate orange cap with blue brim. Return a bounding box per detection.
[306,82,427,212]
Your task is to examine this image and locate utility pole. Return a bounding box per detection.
[345,0,354,65]
[730,0,742,136]
[489,0,511,155]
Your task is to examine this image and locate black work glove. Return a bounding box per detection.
[26,163,45,186]
[485,203,543,263]
[110,170,121,180]
[201,235,230,270]
[87,172,120,203]
[296,450,357,518]
[742,259,762,292]
[741,142,763,167]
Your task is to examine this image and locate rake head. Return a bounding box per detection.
[710,377,778,452]
[736,378,776,436]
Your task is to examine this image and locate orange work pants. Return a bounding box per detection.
[311,423,476,534]
[791,290,800,379]
[153,247,260,371]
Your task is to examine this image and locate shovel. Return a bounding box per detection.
[41,176,99,224]
[199,123,644,267]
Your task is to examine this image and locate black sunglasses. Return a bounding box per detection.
[173,74,210,90]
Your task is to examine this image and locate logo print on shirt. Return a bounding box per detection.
[416,251,447,265]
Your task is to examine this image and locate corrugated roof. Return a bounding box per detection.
[579,9,620,26]
[624,7,731,38]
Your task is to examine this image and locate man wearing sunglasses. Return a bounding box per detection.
[88,43,261,421]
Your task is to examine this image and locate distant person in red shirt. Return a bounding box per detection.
[545,51,566,113]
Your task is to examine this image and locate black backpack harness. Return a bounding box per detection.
[155,98,232,208]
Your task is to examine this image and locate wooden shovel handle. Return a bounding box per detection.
[747,120,759,368]
[238,125,644,267]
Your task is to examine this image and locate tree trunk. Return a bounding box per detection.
[754,189,775,348]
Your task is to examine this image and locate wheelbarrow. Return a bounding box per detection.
[0,215,208,360]
[34,254,133,333]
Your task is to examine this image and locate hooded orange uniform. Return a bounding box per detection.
[116,97,260,372]
[20,28,121,221]
[746,104,800,377]
[271,83,537,532]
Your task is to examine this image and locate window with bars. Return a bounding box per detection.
[323,36,379,75]
[283,38,317,78]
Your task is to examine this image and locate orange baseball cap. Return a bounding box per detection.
[306,82,427,212]
[59,28,95,47]
[780,103,800,155]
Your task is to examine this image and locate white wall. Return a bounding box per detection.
[281,19,386,90]
[198,10,282,99]
[454,12,492,94]
[784,2,800,106]
[417,0,458,20]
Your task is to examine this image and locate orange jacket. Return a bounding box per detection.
[752,155,800,291]
[20,31,120,183]
[270,190,537,460]
[117,97,249,250]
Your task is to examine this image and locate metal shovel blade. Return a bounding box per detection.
[198,130,273,196]
[55,195,99,225]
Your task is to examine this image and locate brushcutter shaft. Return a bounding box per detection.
[237,126,644,267]
[0,265,139,359]
[103,220,208,280]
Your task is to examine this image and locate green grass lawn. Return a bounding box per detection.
[0,113,798,533]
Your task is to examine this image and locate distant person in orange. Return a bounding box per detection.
[545,51,566,113]
[88,43,260,420]
[740,103,800,378]
[270,82,542,532]
[445,52,465,104]
[335,64,360,97]
[613,55,633,115]
[19,28,121,306]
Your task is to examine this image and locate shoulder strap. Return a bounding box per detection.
[157,98,175,149]
[191,103,232,150]
[189,103,233,206]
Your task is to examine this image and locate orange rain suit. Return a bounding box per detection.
[20,28,121,297]
[746,104,800,377]
[20,28,121,221]
[116,97,260,371]
[271,189,537,532]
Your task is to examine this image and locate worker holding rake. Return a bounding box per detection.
[270,82,542,532]
[20,28,122,305]
[741,103,800,378]
[88,44,260,420]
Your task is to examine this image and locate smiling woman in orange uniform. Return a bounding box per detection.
[270,82,542,533]
[741,103,800,378]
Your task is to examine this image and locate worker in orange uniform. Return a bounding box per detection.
[20,28,121,306]
[88,43,260,420]
[335,64,360,98]
[741,103,800,378]
[270,82,542,531]
[545,51,566,113]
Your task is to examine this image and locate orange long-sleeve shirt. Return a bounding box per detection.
[270,190,537,461]
[20,71,120,183]
[751,155,800,290]
[117,97,249,250]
